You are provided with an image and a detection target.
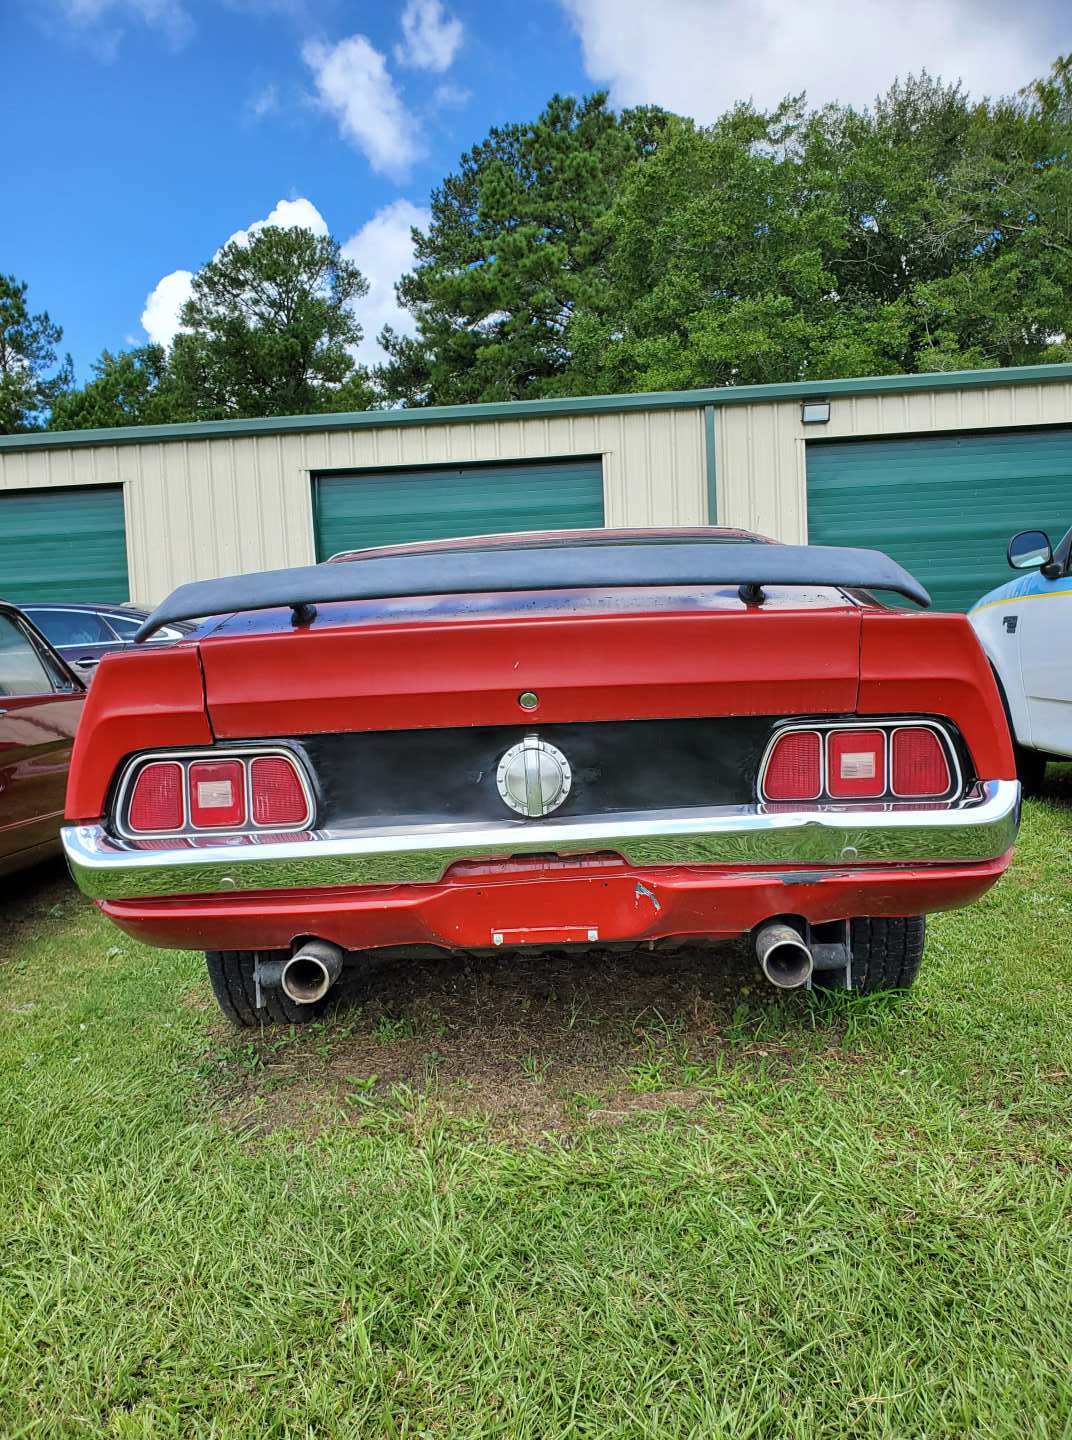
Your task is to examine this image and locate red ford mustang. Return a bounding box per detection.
[62,528,1019,1025]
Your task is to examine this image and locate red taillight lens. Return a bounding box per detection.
[892,728,951,797]
[249,756,309,827]
[827,729,885,799]
[188,760,245,829]
[127,761,184,832]
[763,730,822,801]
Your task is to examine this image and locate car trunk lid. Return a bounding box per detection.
[197,588,863,738]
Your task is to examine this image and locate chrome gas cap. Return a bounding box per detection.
[496,734,572,818]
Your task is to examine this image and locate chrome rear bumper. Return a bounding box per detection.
[62,780,1020,901]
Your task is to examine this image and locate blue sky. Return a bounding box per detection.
[5,0,1068,382]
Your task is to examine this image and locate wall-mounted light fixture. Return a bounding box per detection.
[801,400,831,425]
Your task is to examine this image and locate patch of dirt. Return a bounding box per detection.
[202,940,816,1140]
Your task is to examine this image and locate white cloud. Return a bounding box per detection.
[246,82,280,121]
[224,196,330,249]
[395,0,463,74]
[141,269,194,347]
[140,197,330,347]
[59,0,192,48]
[341,199,430,366]
[432,80,471,109]
[303,34,422,179]
[561,0,1059,121]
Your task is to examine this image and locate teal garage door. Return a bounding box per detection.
[0,485,129,604]
[806,428,1072,612]
[314,457,605,560]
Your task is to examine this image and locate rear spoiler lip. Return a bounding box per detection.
[134,541,930,641]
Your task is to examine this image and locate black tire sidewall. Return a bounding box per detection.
[205,950,328,1026]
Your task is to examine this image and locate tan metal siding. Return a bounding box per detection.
[716,403,806,543]
[7,372,1068,600]
[715,378,1072,542]
[0,408,706,604]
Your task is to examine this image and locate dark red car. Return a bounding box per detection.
[61,528,1019,1024]
[0,602,84,879]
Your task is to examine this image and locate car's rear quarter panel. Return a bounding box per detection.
[858,611,1015,778]
[65,645,212,822]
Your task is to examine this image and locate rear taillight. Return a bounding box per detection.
[761,722,958,804]
[127,761,184,832]
[763,730,822,801]
[120,751,311,837]
[250,756,309,826]
[892,727,951,797]
[827,730,885,799]
[188,760,245,829]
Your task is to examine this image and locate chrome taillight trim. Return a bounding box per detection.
[888,725,956,799]
[114,747,315,840]
[758,719,963,805]
[761,728,824,802]
[825,727,887,801]
[187,757,247,831]
[126,759,187,836]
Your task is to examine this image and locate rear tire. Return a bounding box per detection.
[846,916,926,994]
[205,950,327,1026]
[1015,744,1047,798]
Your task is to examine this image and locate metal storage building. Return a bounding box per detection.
[1,362,1071,614]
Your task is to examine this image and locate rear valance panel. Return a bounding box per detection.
[300,716,775,828]
[199,608,863,738]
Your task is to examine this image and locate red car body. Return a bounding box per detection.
[0,602,84,879]
[61,528,1019,1021]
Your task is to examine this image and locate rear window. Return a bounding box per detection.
[105,613,141,638]
[24,608,116,646]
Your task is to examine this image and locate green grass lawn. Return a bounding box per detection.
[2,772,1071,1438]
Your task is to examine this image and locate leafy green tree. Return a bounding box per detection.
[564,61,1072,393]
[798,65,1072,373]
[174,226,374,419]
[0,275,72,432]
[48,344,184,430]
[377,93,674,405]
[904,58,1072,370]
[563,99,912,392]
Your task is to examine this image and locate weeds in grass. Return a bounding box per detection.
[372,1013,415,1043]
[625,1053,669,1093]
[564,996,598,1030]
[344,1074,380,1107]
[516,1053,551,1084]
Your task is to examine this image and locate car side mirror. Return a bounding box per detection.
[1007,529,1053,571]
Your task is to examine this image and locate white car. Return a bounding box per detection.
[969,523,1072,792]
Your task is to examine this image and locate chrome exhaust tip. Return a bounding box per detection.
[281,940,345,1005]
[755,922,814,990]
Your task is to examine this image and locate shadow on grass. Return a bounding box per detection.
[201,935,895,1141]
[1039,759,1072,806]
[0,856,78,937]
